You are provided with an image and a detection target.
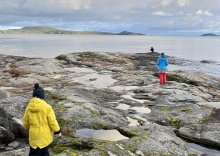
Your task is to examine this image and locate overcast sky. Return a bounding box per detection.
[0,0,220,35]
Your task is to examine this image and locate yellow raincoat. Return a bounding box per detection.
[23,97,60,149]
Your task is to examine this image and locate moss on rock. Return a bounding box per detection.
[46,92,66,102]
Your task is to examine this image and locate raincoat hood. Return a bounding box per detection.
[28,98,42,113]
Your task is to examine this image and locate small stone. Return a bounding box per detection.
[8,141,19,149]
[0,144,5,150]
[89,78,97,81]
[5,147,14,151]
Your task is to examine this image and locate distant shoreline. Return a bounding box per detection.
[0,26,145,36]
[201,33,219,36]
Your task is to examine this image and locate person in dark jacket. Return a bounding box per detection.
[23,83,62,156]
[150,47,154,53]
[157,52,168,84]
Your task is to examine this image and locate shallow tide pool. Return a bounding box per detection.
[75,129,129,141]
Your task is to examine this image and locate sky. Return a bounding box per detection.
[0,0,220,36]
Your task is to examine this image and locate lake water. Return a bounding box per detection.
[0,34,219,77]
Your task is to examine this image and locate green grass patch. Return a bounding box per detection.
[54,104,67,113]
[46,92,66,102]
[170,118,180,127]
[159,107,170,111]
[180,107,191,112]
[83,106,100,116]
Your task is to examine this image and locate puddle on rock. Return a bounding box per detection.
[198,102,220,109]
[75,129,129,141]
[0,87,16,90]
[51,74,67,79]
[126,117,140,126]
[122,94,150,104]
[116,103,151,114]
[64,67,96,73]
[115,103,130,110]
[73,73,117,88]
[116,103,150,126]
[186,142,220,155]
[129,106,151,114]
[133,115,147,122]
[65,67,117,88]
[110,86,139,92]
[44,87,54,91]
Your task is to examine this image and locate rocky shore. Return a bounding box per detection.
[0,52,220,156]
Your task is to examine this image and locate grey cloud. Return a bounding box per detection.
[152,11,173,16]
[196,10,213,16]
[0,0,220,35]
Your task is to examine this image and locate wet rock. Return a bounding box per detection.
[187,148,205,156]
[9,117,28,138]
[175,122,220,148]
[89,78,97,81]
[0,126,15,144]
[8,141,19,149]
[0,148,29,156]
[0,52,220,155]
[0,61,6,67]
[200,60,213,64]
[16,58,64,75]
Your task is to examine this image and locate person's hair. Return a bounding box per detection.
[161,52,165,56]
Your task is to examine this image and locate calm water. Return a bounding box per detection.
[0,34,219,77]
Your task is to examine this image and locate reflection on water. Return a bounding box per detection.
[1,34,220,63]
[110,86,139,92]
[73,73,117,88]
[64,67,117,88]
[116,103,151,114]
[186,143,220,155]
[115,103,130,110]
[126,117,140,126]
[75,129,129,141]
[0,87,16,90]
[198,102,220,109]
[169,60,220,78]
[134,115,148,122]
[65,67,95,73]
[129,106,151,114]
[122,94,150,104]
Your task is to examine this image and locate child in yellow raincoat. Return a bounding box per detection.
[23,83,62,156]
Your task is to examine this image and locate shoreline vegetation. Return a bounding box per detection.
[0,26,145,35]
[0,26,218,36]
[0,51,220,155]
